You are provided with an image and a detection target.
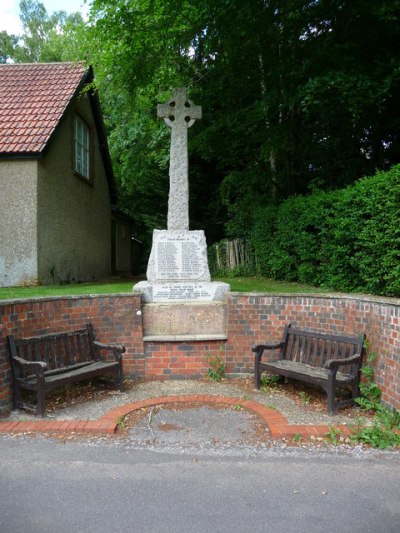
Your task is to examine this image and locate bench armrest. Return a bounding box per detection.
[12,356,47,375]
[93,341,126,361]
[325,353,362,370]
[252,342,284,361]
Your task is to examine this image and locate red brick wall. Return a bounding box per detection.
[144,341,223,380]
[1,292,399,412]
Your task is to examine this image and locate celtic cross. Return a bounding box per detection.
[157,88,202,230]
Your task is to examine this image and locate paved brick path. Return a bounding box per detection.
[0,395,351,440]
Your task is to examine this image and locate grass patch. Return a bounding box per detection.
[215,276,330,293]
[0,276,330,300]
[0,281,136,300]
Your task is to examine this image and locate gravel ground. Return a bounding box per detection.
[4,378,365,426]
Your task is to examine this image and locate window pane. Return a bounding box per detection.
[82,149,88,177]
[74,116,90,179]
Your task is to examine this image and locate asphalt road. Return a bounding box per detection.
[1,435,400,533]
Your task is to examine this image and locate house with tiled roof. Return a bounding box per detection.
[0,62,132,286]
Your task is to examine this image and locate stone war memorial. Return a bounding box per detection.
[134,88,230,340]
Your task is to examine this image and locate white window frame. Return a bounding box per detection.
[74,115,90,179]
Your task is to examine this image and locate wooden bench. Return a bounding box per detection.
[7,323,125,417]
[253,324,366,415]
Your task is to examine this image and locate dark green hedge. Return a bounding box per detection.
[250,165,400,296]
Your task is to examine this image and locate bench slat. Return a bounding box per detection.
[304,336,312,365]
[319,338,326,367]
[22,361,119,386]
[63,335,71,366]
[310,337,318,366]
[26,342,33,362]
[42,337,49,367]
[299,335,306,363]
[49,338,57,369]
[77,333,84,363]
[264,360,353,383]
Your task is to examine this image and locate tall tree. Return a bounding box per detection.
[3,1,86,63]
[83,0,400,244]
[0,31,22,62]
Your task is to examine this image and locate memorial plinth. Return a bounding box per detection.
[142,301,228,341]
[134,230,230,340]
[134,229,230,303]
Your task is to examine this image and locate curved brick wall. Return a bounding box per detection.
[0,292,399,412]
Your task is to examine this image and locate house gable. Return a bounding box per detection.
[0,63,119,286]
[0,62,117,203]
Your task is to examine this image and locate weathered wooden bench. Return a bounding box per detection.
[253,324,366,415]
[7,323,125,417]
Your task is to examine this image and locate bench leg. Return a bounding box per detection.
[13,381,22,410]
[116,364,124,393]
[327,371,336,415]
[327,391,336,415]
[351,381,360,401]
[254,364,261,389]
[36,380,46,417]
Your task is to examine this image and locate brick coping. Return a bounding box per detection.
[0,395,352,440]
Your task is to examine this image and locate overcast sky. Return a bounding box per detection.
[1,0,89,35]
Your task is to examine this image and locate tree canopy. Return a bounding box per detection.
[1,0,85,63]
[3,0,400,250]
[84,0,400,244]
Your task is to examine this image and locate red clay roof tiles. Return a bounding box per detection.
[0,62,87,154]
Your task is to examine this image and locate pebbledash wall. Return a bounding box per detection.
[0,292,399,412]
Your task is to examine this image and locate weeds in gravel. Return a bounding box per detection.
[116,415,126,430]
[349,352,400,449]
[355,352,382,411]
[298,391,312,405]
[325,425,344,445]
[260,374,281,392]
[292,433,302,444]
[350,414,400,449]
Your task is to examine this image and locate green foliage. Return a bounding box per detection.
[260,374,281,392]
[251,193,332,284]
[250,165,400,296]
[325,425,344,446]
[116,415,126,430]
[356,383,382,412]
[350,411,400,449]
[320,167,400,295]
[350,352,400,448]
[292,433,302,444]
[298,391,312,405]
[79,0,400,255]
[3,1,86,63]
[205,351,225,382]
[355,352,382,411]
[0,31,23,62]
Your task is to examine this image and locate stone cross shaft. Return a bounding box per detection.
[157,88,202,231]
